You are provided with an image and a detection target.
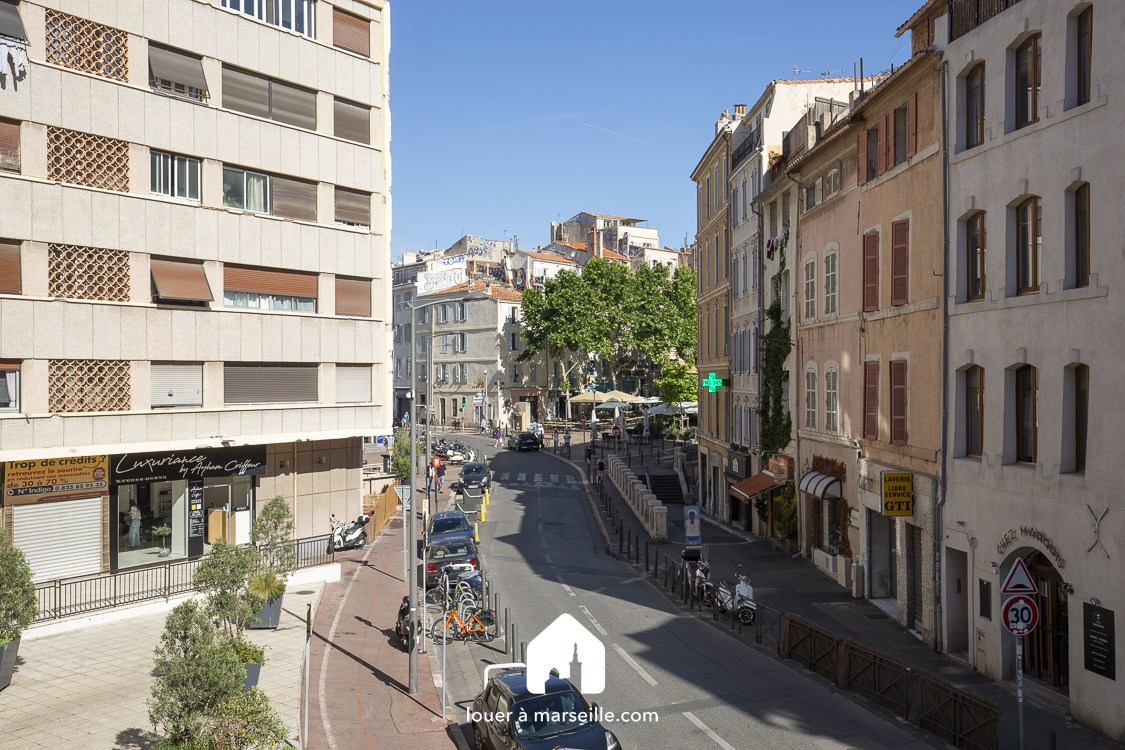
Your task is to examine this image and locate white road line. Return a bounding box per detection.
[565,475,575,483]
[517,473,526,481]
[500,473,510,481]
[682,712,737,750]
[544,554,553,564]
[578,605,608,636]
[556,575,576,597]
[550,474,559,483]
[534,473,543,483]
[611,644,659,686]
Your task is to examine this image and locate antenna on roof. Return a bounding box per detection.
[821,66,843,77]
[793,60,812,77]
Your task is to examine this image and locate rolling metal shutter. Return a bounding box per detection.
[0,240,20,293]
[270,80,317,130]
[333,97,370,144]
[272,176,318,222]
[222,66,270,119]
[334,187,371,226]
[332,8,370,57]
[0,117,19,172]
[224,265,317,297]
[336,365,371,403]
[14,497,103,582]
[148,44,209,94]
[225,365,318,404]
[151,363,203,408]
[334,277,371,317]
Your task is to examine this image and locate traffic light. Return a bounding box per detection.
[462,397,467,408]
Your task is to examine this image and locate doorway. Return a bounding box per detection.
[1023,551,1069,690]
[868,510,897,600]
[946,548,969,657]
[203,476,254,547]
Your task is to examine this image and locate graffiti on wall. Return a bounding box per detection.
[421,267,466,292]
[466,236,501,262]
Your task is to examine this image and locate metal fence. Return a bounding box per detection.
[32,534,334,624]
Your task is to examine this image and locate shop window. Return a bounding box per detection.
[49,244,129,302]
[44,10,127,81]
[48,127,129,192]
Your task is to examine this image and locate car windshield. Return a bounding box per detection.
[520,433,535,440]
[462,464,486,476]
[511,691,591,740]
[430,517,471,535]
[429,541,473,559]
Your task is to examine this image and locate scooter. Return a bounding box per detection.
[327,513,370,553]
[716,574,757,625]
[394,595,412,650]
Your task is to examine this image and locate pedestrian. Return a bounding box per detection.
[564,430,571,454]
[436,462,446,495]
[553,430,560,453]
[128,501,142,548]
[495,426,502,447]
[597,457,605,484]
[425,464,434,494]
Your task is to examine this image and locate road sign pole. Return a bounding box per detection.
[1017,634,1024,750]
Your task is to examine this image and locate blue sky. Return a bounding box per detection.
[389,0,917,260]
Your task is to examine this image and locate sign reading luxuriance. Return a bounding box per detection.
[113,446,267,485]
[881,471,913,516]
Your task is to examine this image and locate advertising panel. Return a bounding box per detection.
[4,455,109,504]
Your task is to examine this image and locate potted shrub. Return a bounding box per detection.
[193,540,263,638]
[0,529,37,692]
[249,496,297,630]
[152,523,172,558]
[231,638,266,693]
[207,687,288,748]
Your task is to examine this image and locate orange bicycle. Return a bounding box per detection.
[430,605,498,644]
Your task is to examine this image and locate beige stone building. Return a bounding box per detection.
[0,0,391,580]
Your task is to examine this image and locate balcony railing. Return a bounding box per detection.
[950,0,1024,41]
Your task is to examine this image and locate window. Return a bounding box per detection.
[1016,197,1041,294]
[824,251,838,315]
[151,258,213,305]
[0,0,27,42]
[966,64,985,148]
[966,365,983,456]
[441,334,448,354]
[224,364,317,404]
[151,363,203,409]
[805,369,817,430]
[825,369,838,433]
[456,302,466,322]
[1077,7,1092,106]
[150,151,200,201]
[50,244,129,301]
[857,129,868,186]
[48,127,129,192]
[44,10,127,81]
[723,304,729,355]
[510,364,522,383]
[731,188,738,228]
[334,97,371,144]
[459,363,468,383]
[49,359,131,412]
[980,580,992,621]
[335,277,371,317]
[890,360,908,445]
[0,361,20,412]
[732,257,739,298]
[967,212,986,300]
[219,0,316,38]
[705,310,711,359]
[804,259,816,320]
[438,304,449,323]
[0,117,20,173]
[891,220,909,306]
[863,232,879,311]
[1072,363,1089,471]
[751,326,758,372]
[894,105,908,165]
[0,240,20,294]
[863,361,879,440]
[529,364,537,382]
[705,177,711,218]
[148,44,208,100]
[223,265,317,312]
[335,187,371,227]
[457,333,467,353]
[222,66,316,130]
[337,365,372,403]
[333,7,370,56]
[1016,35,1042,128]
[805,183,817,211]
[867,127,879,178]
[508,331,520,351]
[825,169,840,197]
[1015,365,1037,462]
[1075,183,1089,287]
[272,175,318,222]
[223,167,270,213]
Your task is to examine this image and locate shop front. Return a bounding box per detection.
[110,446,267,571]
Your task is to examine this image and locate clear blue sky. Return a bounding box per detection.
[388,0,916,260]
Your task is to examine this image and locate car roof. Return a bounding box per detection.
[462,463,487,472]
[492,669,576,700]
[431,510,468,521]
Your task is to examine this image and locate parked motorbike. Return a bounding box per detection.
[394,595,412,650]
[327,513,370,553]
[716,574,757,625]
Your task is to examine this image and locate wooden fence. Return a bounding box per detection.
[363,482,400,533]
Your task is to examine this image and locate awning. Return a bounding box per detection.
[151,258,213,302]
[729,471,776,502]
[570,391,610,404]
[799,471,842,500]
[0,1,28,41]
[148,44,209,93]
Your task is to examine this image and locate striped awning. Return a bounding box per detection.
[799,471,842,500]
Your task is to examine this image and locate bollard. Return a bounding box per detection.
[504,608,511,648]
[645,540,650,572]
[519,641,527,665]
[493,592,499,617]
[653,545,659,579]
[618,522,623,554]
[474,522,479,543]
[512,623,519,661]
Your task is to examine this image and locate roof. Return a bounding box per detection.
[602,250,629,261]
[493,669,574,700]
[419,278,524,302]
[521,251,577,264]
[558,241,586,251]
[583,212,644,222]
[897,0,944,37]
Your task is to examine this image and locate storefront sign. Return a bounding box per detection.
[4,455,109,504]
[113,446,268,485]
[187,479,205,557]
[1019,526,1066,569]
[880,471,913,516]
[1084,603,1116,680]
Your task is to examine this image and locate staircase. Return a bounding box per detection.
[647,473,685,505]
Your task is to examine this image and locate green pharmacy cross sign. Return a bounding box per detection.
[702,373,729,393]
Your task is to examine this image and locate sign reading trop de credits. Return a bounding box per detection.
[4,455,109,504]
[881,471,913,516]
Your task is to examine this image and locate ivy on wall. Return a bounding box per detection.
[758,295,792,453]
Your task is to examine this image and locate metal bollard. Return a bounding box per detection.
[512,623,519,661]
[618,522,623,554]
[504,608,511,647]
[653,545,659,579]
[519,641,527,665]
[645,540,650,572]
[493,592,499,616]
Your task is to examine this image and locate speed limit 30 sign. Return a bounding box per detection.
[1002,594,1040,636]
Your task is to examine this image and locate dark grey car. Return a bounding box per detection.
[424,535,480,589]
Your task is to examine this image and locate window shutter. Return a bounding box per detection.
[333,97,371,144]
[877,117,886,175]
[224,365,318,404]
[148,44,209,94]
[151,258,213,302]
[0,118,19,172]
[891,220,909,305]
[0,240,20,294]
[271,176,317,222]
[270,80,317,130]
[334,187,371,226]
[906,93,917,158]
[222,66,270,119]
[333,8,370,57]
[224,265,317,297]
[0,0,28,41]
[335,277,371,317]
[885,114,894,170]
[863,361,879,440]
[891,360,908,445]
[151,363,203,408]
[336,365,371,403]
[863,232,880,311]
[856,130,866,186]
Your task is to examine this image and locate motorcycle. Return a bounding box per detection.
[327,513,370,553]
[716,574,757,625]
[394,595,413,650]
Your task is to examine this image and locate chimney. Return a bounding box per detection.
[734,104,747,118]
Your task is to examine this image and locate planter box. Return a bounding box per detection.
[242,663,261,693]
[0,637,20,692]
[249,595,283,630]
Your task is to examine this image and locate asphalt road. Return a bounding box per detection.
[428,437,939,750]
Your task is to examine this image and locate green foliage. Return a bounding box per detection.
[147,600,244,746]
[753,495,769,523]
[251,496,296,584]
[654,356,697,406]
[193,541,263,638]
[247,572,286,604]
[773,486,799,540]
[205,688,289,750]
[231,638,265,665]
[759,298,793,452]
[0,529,37,644]
[152,524,173,551]
[391,428,415,480]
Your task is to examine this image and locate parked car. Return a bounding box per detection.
[508,432,541,451]
[427,510,474,545]
[471,668,619,749]
[460,462,491,491]
[424,535,480,588]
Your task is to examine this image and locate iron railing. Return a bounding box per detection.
[950,0,1024,42]
[32,534,334,624]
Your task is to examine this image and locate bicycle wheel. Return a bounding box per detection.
[471,609,499,642]
[430,616,456,645]
[424,587,445,606]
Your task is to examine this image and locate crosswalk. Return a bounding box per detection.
[495,472,581,489]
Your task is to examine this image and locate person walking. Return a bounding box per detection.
[563,430,571,457]
[597,457,605,485]
[495,426,502,447]
[436,462,447,496]
[553,430,560,453]
[425,463,434,495]
[127,502,142,549]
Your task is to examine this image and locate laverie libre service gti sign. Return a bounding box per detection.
[881,471,914,516]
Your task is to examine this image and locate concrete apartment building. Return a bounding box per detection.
[0,0,391,580]
[938,0,1123,735]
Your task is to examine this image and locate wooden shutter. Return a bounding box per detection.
[224,365,318,404]
[270,80,317,130]
[271,176,317,222]
[863,361,879,440]
[334,187,371,226]
[222,66,270,119]
[906,93,917,158]
[877,116,886,175]
[336,365,372,403]
[150,363,203,408]
[148,44,208,93]
[891,220,910,305]
[333,8,370,57]
[856,130,867,186]
[863,232,880,311]
[334,97,371,144]
[0,118,19,172]
[0,240,20,294]
[335,277,371,317]
[224,265,317,297]
[891,360,908,445]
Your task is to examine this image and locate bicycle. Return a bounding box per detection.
[430,605,498,644]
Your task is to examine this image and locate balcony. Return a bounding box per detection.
[950,0,1024,42]
[731,129,760,171]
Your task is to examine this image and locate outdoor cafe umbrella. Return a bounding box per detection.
[602,389,641,403]
[594,399,629,411]
[569,390,611,404]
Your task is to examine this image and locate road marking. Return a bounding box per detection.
[544,553,553,564]
[578,605,608,636]
[550,474,559,483]
[517,473,526,481]
[682,711,736,750]
[500,473,510,481]
[556,575,576,596]
[565,475,575,483]
[612,643,659,686]
[534,473,543,483]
